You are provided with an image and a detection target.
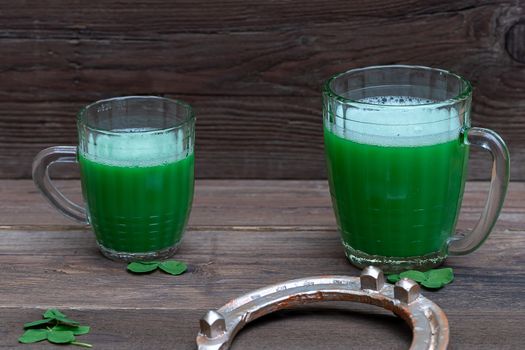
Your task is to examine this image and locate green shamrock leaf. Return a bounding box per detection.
[43,308,67,319]
[138,261,160,265]
[426,268,454,284]
[23,318,54,329]
[25,309,79,328]
[421,268,454,289]
[386,274,401,283]
[19,309,92,348]
[47,330,76,344]
[421,279,445,289]
[55,316,80,326]
[127,260,188,276]
[159,260,187,276]
[53,325,91,335]
[127,261,160,273]
[399,270,427,283]
[18,329,48,343]
[386,268,455,290]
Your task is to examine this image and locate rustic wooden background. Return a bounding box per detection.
[1,0,524,180]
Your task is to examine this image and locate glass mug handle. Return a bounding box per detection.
[32,146,88,224]
[449,127,510,255]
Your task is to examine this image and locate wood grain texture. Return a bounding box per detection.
[0,228,523,311]
[0,179,524,349]
[0,307,412,350]
[1,180,524,229]
[2,308,523,350]
[0,1,524,179]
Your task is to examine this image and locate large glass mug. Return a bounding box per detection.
[323,65,510,273]
[32,96,195,261]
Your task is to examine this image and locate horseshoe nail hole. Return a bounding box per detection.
[231,302,412,350]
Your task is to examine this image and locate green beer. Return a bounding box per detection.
[321,82,486,271]
[324,96,469,259]
[79,128,194,254]
[32,96,195,261]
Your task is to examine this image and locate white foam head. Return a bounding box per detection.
[328,96,462,146]
[80,127,192,166]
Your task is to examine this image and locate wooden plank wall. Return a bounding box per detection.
[0,0,524,180]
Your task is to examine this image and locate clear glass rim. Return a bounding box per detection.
[77,95,195,135]
[323,64,473,109]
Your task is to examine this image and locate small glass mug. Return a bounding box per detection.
[33,96,195,261]
[323,65,510,273]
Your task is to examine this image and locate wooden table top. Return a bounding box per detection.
[1,180,523,349]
